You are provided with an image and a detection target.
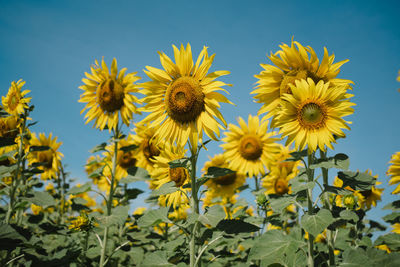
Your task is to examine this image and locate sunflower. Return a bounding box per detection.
[150,143,190,208]
[103,134,138,181]
[221,114,280,177]
[262,145,301,195]
[357,170,383,210]
[132,122,162,173]
[202,154,246,199]
[78,58,141,131]
[392,223,400,234]
[28,133,63,180]
[388,152,400,194]
[332,176,363,209]
[85,155,110,192]
[0,115,19,140]
[275,78,355,152]
[2,80,31,116]
[140,43,232,151]
[252,40,353,124]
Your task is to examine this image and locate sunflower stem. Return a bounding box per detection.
[5,110,27,224]
[99,127,119,267]
[319,150,335,266]
[306,151,315,267]
[189,142,200,267]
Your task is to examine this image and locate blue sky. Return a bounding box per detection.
[1,0,399,226]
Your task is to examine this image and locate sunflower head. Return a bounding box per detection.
[79,58,141,131]
[140,43,233,151]
[28,133,63,180]
[132,123,162,172]
[252,39,353,124]
[2,80,31,116]
[221,115,280,177]
[276,78,355,152]
[0,116,19,139]
[387,152,400,194]
[202,154,246,199]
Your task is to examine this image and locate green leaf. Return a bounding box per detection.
[151,181,179,197]
[89,142,107,153]
[119,144,138,152]
[365,247,400,267]
[0,223,26,241]
[137,207,170,228]
[199,205,226,227]
[0,137,16,148]
[216,219,259,234]
[98,205,130,226]
[340,210,359,222]
[383,200,400,211]
[383,212,400,224]
[324,184,353,195]
[339,248,371,267]
[338,171,376,191]
[119,166,150,183]
[27,191,55,207]
[0,164,18,177]
[126,188,144,200]
[248,230,300,263]
[288,149,307,161]
[204,166,235,178]
[168,158,190,169]
[301,209,334,237]
[141,251,173,267]
[0,150,15,161]
[29,145,51,152]
[290,173,315,194]
[374,233,400,250]
[68,182,91,195]
[310,153,349,170]
[269,194,296,213]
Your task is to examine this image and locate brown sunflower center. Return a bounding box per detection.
[169,167,188,187]
[97,79,125,112]
[274,178,289,195]
[7,92,19,111]
[280,70,308,96]
[299,102,326,129]
[214,172,237,186]
[143,139,160,161]
[118,151,136,169]
[165,76,205,123]
[239,135,263,161]
[360,190,372,198]
[37,151,53,169]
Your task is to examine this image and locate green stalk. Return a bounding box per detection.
[189,144,200,267]
[99,128,119,267]
[5,111,27,224]
[306,152,315,267]
[319,150,335,266]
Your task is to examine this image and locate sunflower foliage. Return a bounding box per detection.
[1,41,400,267]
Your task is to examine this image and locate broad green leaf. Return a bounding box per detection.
[374,233,400,250]
[301,209,334,237]
[126,188,144,200]
[204,166,235,178]
[151,181,179,197]
[0,223,26,241]
[324,184,353,195]
[141,251,173,267]
[98,205,130,226]
[89,142,107,153]
[340,210,359,222]
[339,248,371,267]
[0,164,18,178]
[168,158,190,169]
[0,137,16,148]
[26,191,55,207]
[365,247,400,266]
[383,200,400,211]
[248,230,298,263]
[309,153,349,170]
[199,205,226,227]
[216,219,259,234]
[383,212,400,224]
[119,166,150,183]
[137,207,169,227]
[338,171,376,191]
[68,182,91,195]
[288,149,307,161]
[0,150,15,161]
[29,145,51,152]
[269,194,296,213]
[119,144,138,152]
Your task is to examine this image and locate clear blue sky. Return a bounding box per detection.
[1,0,399,224]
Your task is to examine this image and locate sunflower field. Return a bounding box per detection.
[1,39,400,267]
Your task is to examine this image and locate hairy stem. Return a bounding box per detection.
[306,152,315,267]
[189,143,200,267]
